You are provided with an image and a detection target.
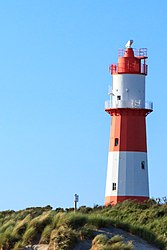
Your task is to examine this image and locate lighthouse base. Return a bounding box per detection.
[105,195,149,206]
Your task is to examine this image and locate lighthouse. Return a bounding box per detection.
[105,40,153,206]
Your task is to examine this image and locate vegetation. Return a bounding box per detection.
[91,234,134,250]
[0,200,166,249]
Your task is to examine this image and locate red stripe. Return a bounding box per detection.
[106,109,149,152]
[105,195,149,206]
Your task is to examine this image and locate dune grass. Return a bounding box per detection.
[91,234,134,250]
[0,200,166,249]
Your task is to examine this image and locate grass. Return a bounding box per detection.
[91,234,134,250]
[100,200,167,248]
[40,225,53,244]
[0,200,166,249]
[48,225,77,250]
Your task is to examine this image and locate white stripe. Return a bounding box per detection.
[105,151,149,197]
[112,74,145,107]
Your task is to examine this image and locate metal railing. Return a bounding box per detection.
[109,63,148,75]
[118,48,147,58]
[105,100,153,110]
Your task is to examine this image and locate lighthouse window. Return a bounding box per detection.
[112,183,116,190]
[117,95,121,100]
[115,138,119,146]
[141,161,145,170]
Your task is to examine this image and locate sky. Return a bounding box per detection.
[0,0,166,211]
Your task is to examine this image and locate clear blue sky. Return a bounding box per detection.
[0,0,166,210]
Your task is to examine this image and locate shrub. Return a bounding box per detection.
[78,206,92,213]
[55,207,64,212]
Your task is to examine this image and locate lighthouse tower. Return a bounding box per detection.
[105,40,153,206]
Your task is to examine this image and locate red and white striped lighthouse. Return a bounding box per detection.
[105,40,153,206]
